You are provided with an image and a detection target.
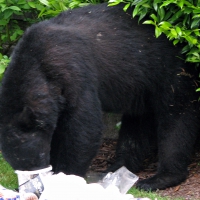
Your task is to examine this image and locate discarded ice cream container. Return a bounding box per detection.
[15,166,52,199]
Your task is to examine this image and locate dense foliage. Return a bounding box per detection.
[0,0,200,84]
[109,0,200,65]
[0,0,101,80]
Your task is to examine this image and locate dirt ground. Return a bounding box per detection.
[89,139,200,200]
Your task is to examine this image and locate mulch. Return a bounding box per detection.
[89,139,200,200]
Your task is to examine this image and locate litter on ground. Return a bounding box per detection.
[0,166,150,200]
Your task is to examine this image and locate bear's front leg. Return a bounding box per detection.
[50,90,103,177]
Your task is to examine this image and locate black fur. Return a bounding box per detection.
[0,3,199,191]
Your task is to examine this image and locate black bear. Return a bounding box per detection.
[0,3,199,191]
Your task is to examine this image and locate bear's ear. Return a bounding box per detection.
[18,106,36,130]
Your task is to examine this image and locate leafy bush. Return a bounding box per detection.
[0,0,45,80]
[0,0,103,81]
[0,0,44,55]
[2,0,198,82]
[38,0,102,18]
[0,53,9,82]
[0,0,103,54]
[109,0,200,64]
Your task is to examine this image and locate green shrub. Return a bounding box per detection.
[0,0,103,54]
[38,0,102,17]
[109,0,200,64]
[0,0,46,81]
[0,0,103,80]
[0,53,9,82]
[0,0,44,55]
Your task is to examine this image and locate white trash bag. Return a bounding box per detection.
[0,165,150,200]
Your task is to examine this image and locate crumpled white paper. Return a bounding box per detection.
[39,173,135,200]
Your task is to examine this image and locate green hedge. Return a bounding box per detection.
[109,0,200,65]
[0,0,200,83]
[0,0,101,80]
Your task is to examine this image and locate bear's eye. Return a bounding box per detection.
[18,122,35,132]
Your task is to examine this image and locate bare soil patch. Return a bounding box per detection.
[89,139,200,200]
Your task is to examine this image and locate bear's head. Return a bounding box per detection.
[0,105,56,171]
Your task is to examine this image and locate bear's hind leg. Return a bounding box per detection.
[136,110,199,191]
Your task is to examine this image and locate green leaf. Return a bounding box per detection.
[194,30,200,36]
[0,4,6,10]
[185,35,198,45]
[191,18,200,29]
[187,56,200,62]
[155,26,162,37]
[39,0,50,6]
[181,44,190,54]
[2,6,21,12]
[132,5,140,18]
[35,3,45,11]
[51,1,64,10]
[153,2,158,11]
[150,13,158,22]
[160,0,174,8]
[143,20,155,25]
[163,10,173,21]
[168,10,183,24]
[173,39,179,45]
[108,1,120,6]
[157,7,165,21]
[8,6,21,11]
[184,30,192,36]
[0,65,6,74]
[170,29,177,37]
[3,10,13,19]
[175,26,182,36]
[123,3,130,12]
[191,52,199,58]
[20,4,31,10]
[0,19,8,25]
[132,0,145,6]
[184,7,193,14]
[177,0,184,9]
[28,2,37,8]
[138,7,148,22]
[193,7,200,13]
[142,3,151,8]
[159,21,172,30]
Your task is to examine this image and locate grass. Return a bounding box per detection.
[0,152,18,189]
[0,152,184,200]
[128,188,184,200]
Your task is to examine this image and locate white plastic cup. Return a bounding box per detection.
[15,166,52,198]
[118,167,139,194]
[99,166,139,194]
